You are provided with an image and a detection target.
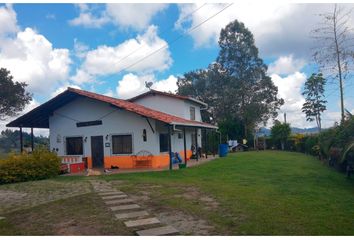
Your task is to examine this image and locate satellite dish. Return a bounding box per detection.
[145,81,153,90]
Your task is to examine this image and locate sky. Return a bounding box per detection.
[1,2,354,136]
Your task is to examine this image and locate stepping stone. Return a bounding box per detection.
[136,226,179,236]
[98,191,124,196]
[110,204,140,211]
[105,198,134,205]
[115,211,149,219]
[124,217,160,227]
[0,217,5,221]
[97,189,115,192]
[101,194,127,200]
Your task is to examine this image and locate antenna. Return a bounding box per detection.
[145,81,153,90]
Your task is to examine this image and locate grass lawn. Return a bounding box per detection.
[0,151,353,235]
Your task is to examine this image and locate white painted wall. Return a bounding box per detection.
[49,96,200,158]
[50,97,159,157]
[133,95,202,121]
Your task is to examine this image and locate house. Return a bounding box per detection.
[6,88,217,172]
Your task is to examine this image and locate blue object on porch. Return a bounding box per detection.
[172,152,183,164]
[219,144,228,157]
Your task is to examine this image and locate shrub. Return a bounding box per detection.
[304,135,319,155]
[0,147,61,184]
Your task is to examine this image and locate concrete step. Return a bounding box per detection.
[98,191,124,196]
[124,217,160,228]
[115,211,149,219]
[96,189,115,192]
[110,204,140,211]
[101,194,127,200]
[136,225,179,236]
[105,198,134,205]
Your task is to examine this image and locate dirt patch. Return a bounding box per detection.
[155,210,214,235]
[55,219,100,235]
[174,186,219,210]
[125,183,217,235]
[1,193,132,235]
[0,190,27,202]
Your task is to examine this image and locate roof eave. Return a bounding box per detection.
[170,121,218,129]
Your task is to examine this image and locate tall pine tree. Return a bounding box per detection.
[216,20,283,137]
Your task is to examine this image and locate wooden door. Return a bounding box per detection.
[91,136,104,168]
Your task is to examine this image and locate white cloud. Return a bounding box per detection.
[106,3,167,30]
[45,13,56,20]
[271,71,308,127]
[70,69,94,85]
[77,25,171,80]
[116,73,177,99]
[73,38,89,59]
[68,4,109,28]
[175,3,345,58]
[0,27,72,94]
[104,89,114,97]
[153,75,178,93]
[51,84,81,98]
[69,3,167,31]
[176,3,293,48]
[268,55,306,75]
[0,4,18,38]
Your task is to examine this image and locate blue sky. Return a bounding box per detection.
[1,3,354,134]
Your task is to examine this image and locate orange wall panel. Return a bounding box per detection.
[85,151,192,169]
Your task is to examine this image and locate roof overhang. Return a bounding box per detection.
[170,122,218,129]
[6,90,79,128]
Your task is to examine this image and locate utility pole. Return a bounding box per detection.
[284,112,287,124]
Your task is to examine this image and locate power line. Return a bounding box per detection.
[118,3,234,74]
[111,3,208,68]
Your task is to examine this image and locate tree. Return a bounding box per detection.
[302,73,327,131]
[271,120,291,150]
[311,4,354,123]
[216,20,283,137]
[0,68,32,120]
[177,20,283,138]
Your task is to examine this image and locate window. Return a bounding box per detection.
[190,106,196,120]
[159,133,169,152]
[112,135,132,154]
[143,129,147,142]
[178,132,183,139]
[66,137,83,155]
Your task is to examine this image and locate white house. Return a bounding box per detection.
[7,88,217,172]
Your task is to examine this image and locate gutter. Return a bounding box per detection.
[170,121,218,129]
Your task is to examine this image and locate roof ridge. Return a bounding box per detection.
[128,89,207,107]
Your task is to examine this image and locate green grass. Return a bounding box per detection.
[100,151,354,235]
[1,151,353,235]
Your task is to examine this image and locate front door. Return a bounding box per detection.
[91,136,104,168]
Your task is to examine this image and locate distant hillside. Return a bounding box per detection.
[258,127,319,136]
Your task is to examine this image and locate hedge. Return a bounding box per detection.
[0,147,61,184]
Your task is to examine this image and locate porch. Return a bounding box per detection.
[63,154,219,176]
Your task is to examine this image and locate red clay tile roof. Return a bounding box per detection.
[128,89,207,107]
[67,88,216,128]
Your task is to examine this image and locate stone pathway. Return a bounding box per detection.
[90,180,179,236]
